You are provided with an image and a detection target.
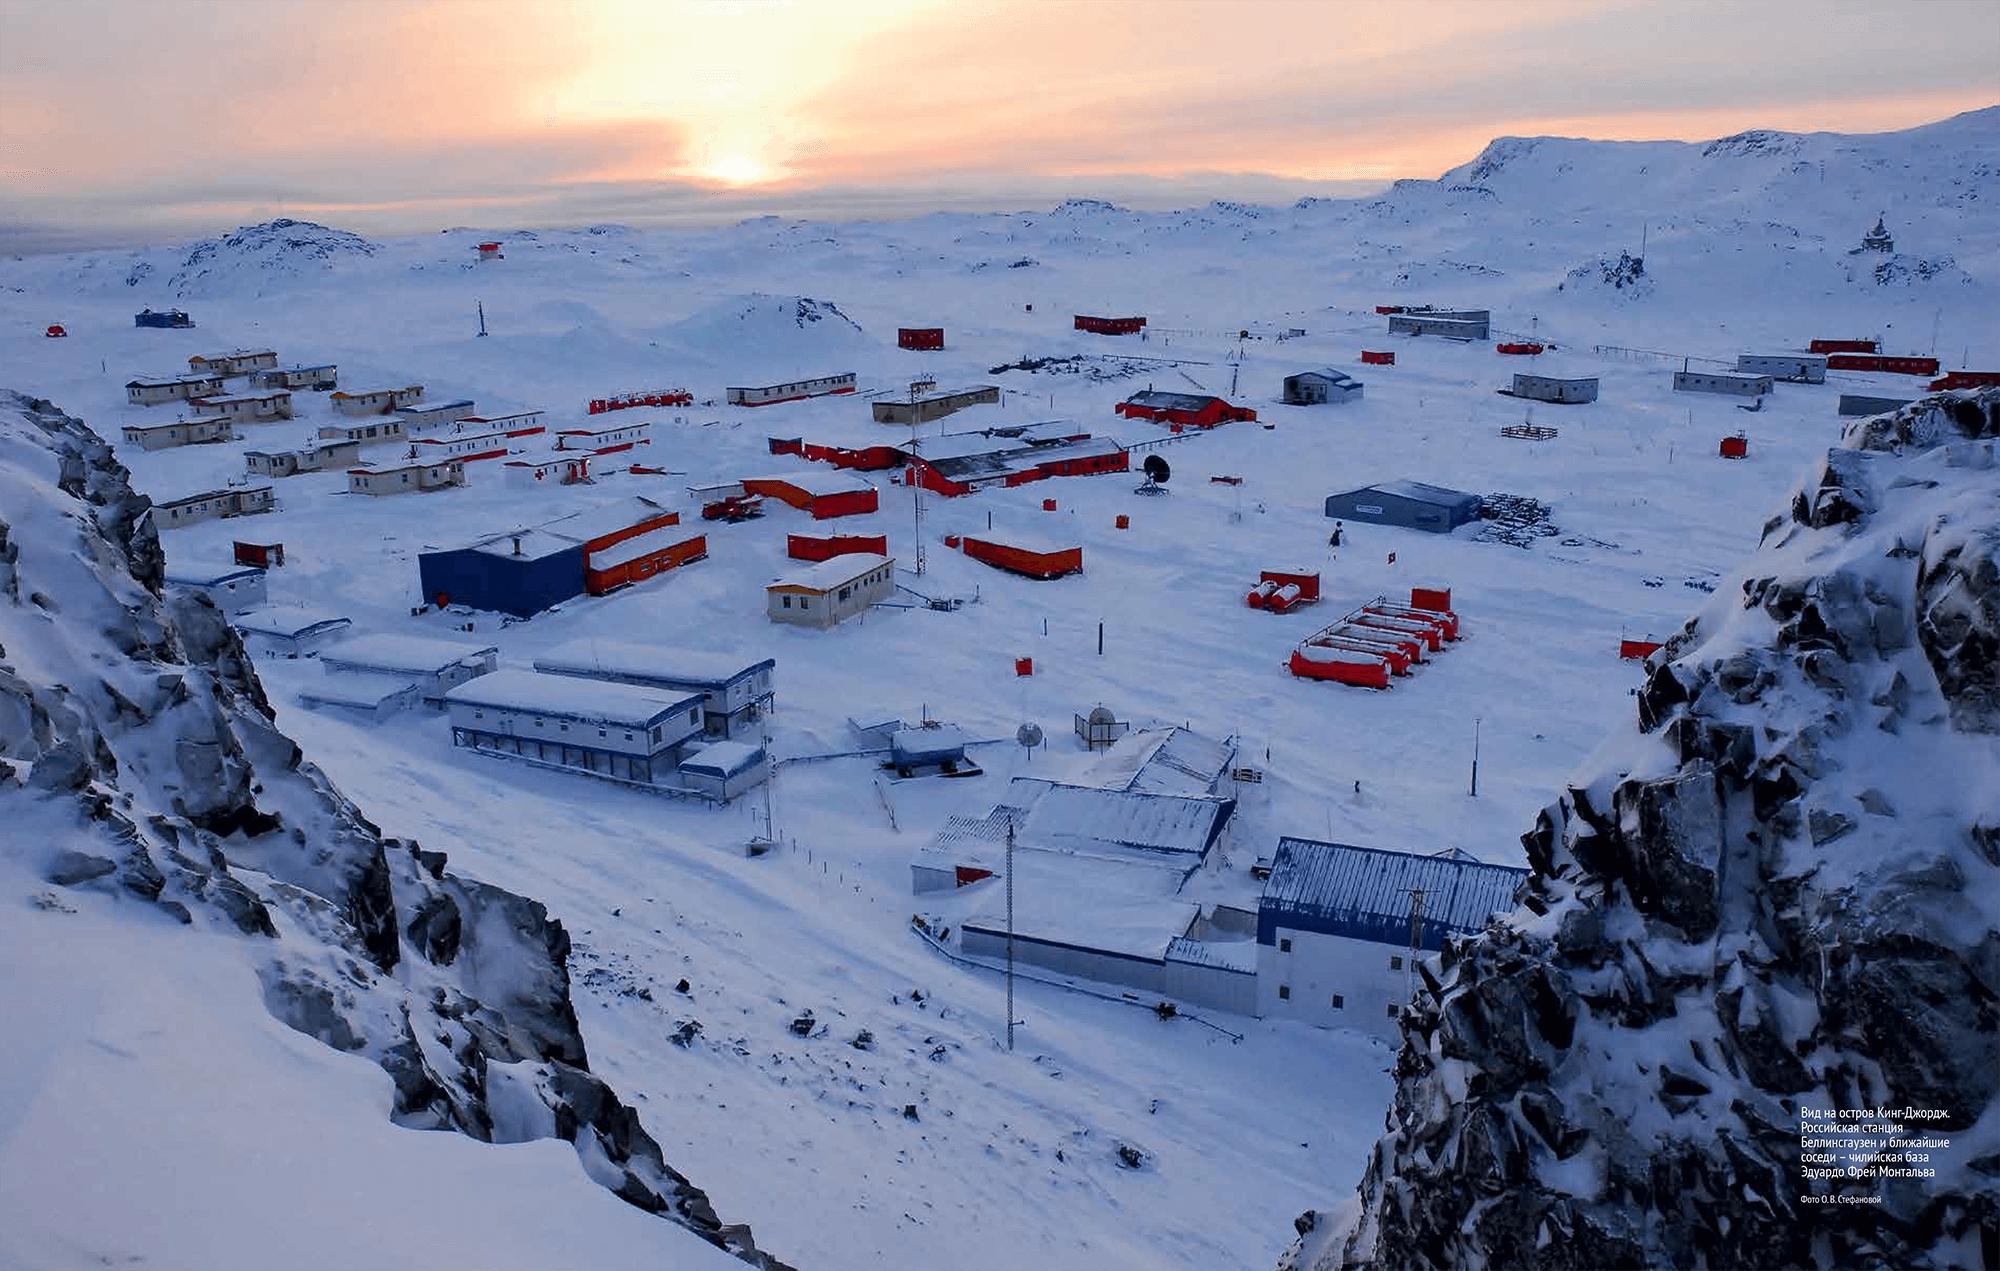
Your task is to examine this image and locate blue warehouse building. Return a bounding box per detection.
[1324,479,1483,533]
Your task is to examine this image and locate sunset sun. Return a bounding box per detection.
[701,154,770,186]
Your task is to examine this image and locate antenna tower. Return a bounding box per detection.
[910,384,927,576]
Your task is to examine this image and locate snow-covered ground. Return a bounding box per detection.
[3,107,1996,1269]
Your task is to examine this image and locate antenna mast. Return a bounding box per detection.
[1005,817,1016,1051]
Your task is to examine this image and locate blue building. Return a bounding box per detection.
[420,528,586,619]
[134,308,195,329]
[1324,479,1483,533]
[1256,837,1528,1036]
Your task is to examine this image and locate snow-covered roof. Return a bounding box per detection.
[298,671,419,711]
[538,496,677,546]
[1351,479,1482,508]
[320,633,498,675]
[128,373,221,388]
[395,399,476,413]
[891,725,967,764]
[677,741,766,777]
[231,605,351,640]
[915,806,1025,870]
[770,553,893,592]
[1292,368,1360,385]
[586,523,702,571]
[534,639,773,690]
[1259,837,1528,951]
[464,527,577,560]
[1083,726,1234,795]
[443,668,701,729]
[275,362,337,373]
[1124,390,1220,411]
[962,849,1198,962]
[191,392,288,405]
[1010,779,1232,860]
[748,469,875,496]
[921,434,1124,484]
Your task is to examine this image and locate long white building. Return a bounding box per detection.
[443,668,706,785]
[532,640,775,738]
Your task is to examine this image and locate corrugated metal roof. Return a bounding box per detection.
[678,741,765,777]
[534,640,773,689]
[1367,479,1482,508]
[1126,390,1218,411]
[443,668,700,730]
[1258,837,1528,950]
[321,633,497,674]
[1013,782,1232,860]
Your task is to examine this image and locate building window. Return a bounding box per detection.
[1277,984,1290,1001]
[532,718,544,729]
[688,709,699,723]
[838,586,851,601]
[782,596,791,608]
[800,597,810,609]
[1387,1004,1400,1018]
[1279,938,1292,953]
[1331,995,1344,1009]
[598,728,607,738]
[472,710,483,720]
[650,726,662,742]
[1389,955,1403,971]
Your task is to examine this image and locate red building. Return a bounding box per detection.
[904,432,1127,496]
[1930,370,2000,391]
[1073,315,1146,336]
[787,532,889,562]
[960,533,1082,579]
[585,528,706,595]
[589,389,692,414]
[1809,338,1878,354]
[897,327,944,350]
[1824,354,1940,376]
[1114,391,1257,429]
[1496,342,1544,355]
[1360,350,1396,366]
[741,471,880,520]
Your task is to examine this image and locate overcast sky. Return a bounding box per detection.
[2,0,1995,251]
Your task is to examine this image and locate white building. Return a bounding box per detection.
[1674,370,1773,397]
[676,740,771,802]
[1509,373,1598,404]
[412,429,533,462]
[148,486,276,531]
[393,399,479,431]
[765,553,894,629]
[126,372,227,405]
[1736,354,1827,384]
[1254,837,1527,1039]
[438,410,546,437]
[1280,369,1365,406]
[189,349,278,376]
[319,633,499,706]
[317,419,406,447]
[231,605,353,658]
[298,672,426,721]
[187,390,294,422]
[504,455,592,488]
[331,385,425,417]
[347,458,466,496]
[443,668,707,785]
[120,418,234,451]
[555,422,652,453]
[246,439,361,477]
[253,363,339,391]
[726,372,857,406]
[163,564,268,613]
[532,640,775,738]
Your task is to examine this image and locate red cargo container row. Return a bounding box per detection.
[897,327,944,350]
[1496,342,1545,355]
[1312,633,1414,675]
[1809,338,1878,355]
[589,389,692,414]
[1930,370,2000,391]
[1327,623,1424,665]
[787,533,889,562]
[960,535,1082,579]
[1074,315,1146,335]
[741,476,880,520]
[1374,305,1407,315]
[1825,354,1938,376]
[1369,601,1458,640]
[1360,350,1395,366]
[1289,646,1391,688]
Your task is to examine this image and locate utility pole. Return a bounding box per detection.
[909,382,926,576]
[476,300,487,337]
[1470,717,1480,797]
[1005,818,1016,1052]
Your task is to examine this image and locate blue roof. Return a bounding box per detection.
[1257,838,1527,950]
[1366,479,1482,508]
[678,742,766,778]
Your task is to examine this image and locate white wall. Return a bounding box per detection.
[1255,927,1423,1040]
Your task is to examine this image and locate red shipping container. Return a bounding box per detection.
[1719,436,1748,458]
[1289,646,1391,688]
[1620,638,1664,660]
[1809,338,1877,354]
[1360,350,1395,366]
[1015,657,1033,676]
[1409,586,1452,613]
[1930,370,2000,390]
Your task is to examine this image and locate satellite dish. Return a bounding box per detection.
[1143,454,1171,484]
[1016,722,1043,748]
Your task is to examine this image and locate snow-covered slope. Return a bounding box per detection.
[0,392,783,1270]
[1284,391,2000,1269]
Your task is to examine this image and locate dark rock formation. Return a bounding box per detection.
[0,392,789,1269]
[1284,390,2000,1271]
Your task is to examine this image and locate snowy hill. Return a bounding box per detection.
[1283,390,2000,1270]
[0,392,784,1270]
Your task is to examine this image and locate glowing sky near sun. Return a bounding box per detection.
[0,0,1994,247]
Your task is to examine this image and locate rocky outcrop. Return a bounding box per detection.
[0,392,789,1269]
[1285,390,2000,1271]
